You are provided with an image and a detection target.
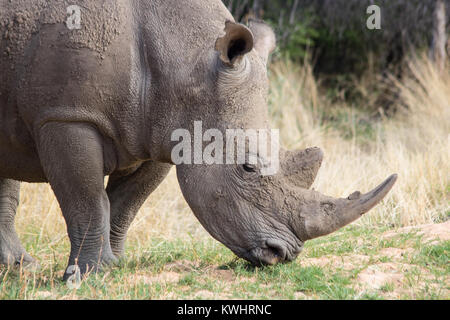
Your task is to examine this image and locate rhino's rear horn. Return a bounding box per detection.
[215,20,254,67]
[282,147,323,189]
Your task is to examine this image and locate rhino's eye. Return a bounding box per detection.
[242,164,257,173]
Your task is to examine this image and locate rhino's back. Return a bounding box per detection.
[0,0,127,64]
[0,0,234,181]
[0,0,138,181]
[1,0,142,130]
[1,0,233,127]
[1,0,135,115]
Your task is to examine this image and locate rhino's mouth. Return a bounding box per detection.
[245,238,303,266]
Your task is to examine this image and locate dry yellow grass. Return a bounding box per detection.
[15,56,449,248]
[269,57,449,228]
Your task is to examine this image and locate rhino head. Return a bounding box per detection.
[174,20,397,266]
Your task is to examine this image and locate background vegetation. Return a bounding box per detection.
[226,0,450,110]
[0,1,449,299]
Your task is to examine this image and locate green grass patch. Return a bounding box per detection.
[1,226,448,300]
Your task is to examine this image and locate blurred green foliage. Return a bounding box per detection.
[223,0,448,109]
[224,0,448,75]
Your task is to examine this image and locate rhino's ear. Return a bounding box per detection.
[248,19,276,64]
[215,21,254,67]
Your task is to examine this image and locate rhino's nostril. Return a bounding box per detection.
[246,239,290,266]
[266,239,287,261]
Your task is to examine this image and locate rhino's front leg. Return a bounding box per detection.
[0,179,36,267]
[107,161,172,257]
[38,122,117,279]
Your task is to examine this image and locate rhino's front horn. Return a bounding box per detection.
[292,174,398,241]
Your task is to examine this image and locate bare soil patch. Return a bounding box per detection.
[382,221,450,244]
[300,254,370,271]
[163,260,236,282]
[130,271,181,285]
[377,247,414,259]
[128,259,238,293]
[356,262,408,290]
[208,268,236,282]
[164,260,199,273]
[126,222,449,298]
[194,290,216,299]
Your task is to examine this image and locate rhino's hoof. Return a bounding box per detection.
[0,251,39,271]
[17,259,41,272]
[65,265,82,289]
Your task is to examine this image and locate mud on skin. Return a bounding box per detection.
[0,0,397,279]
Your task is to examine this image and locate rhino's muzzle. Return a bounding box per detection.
[247,238,302,266]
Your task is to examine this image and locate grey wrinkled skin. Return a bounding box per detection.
[0,0,397,279]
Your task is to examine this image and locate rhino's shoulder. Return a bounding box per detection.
[1,0,130,60]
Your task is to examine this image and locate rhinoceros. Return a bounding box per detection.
[0,0,397,280]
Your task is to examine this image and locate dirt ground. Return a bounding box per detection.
[121,221,449,299]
